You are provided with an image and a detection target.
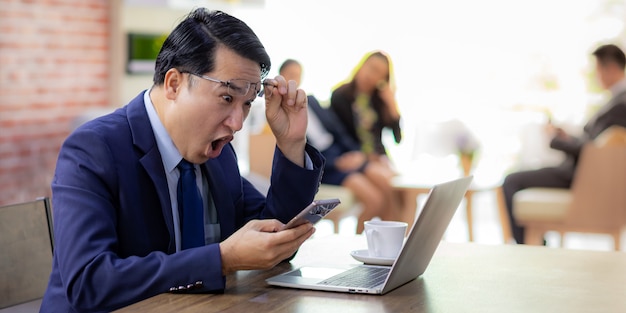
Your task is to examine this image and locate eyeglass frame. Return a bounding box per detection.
[180,71,276,98]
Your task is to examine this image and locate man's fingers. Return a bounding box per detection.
[276,225,315,257]
[265,75,302,110]
[286,80,297,106]
[281,222,314,238]
[270,223,314,250]
[295,89,307,111]
[253,219,285,233]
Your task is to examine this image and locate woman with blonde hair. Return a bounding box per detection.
[330,50,402,165]
[330,51,403,228]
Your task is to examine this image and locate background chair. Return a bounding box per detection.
[0,197,53,310]
[513,126,626,250]
[248,132,360,233]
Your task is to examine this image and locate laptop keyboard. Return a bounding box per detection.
[317,266,390,289]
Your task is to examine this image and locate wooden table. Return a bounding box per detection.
[392,176,512,243]
[116,234,626,312]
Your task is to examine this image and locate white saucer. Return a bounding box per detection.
[350,249,395,266]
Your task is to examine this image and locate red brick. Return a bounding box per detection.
[0,0,109,206]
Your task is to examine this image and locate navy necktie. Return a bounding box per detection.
[177,159,205,249]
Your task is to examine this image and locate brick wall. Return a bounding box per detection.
[0,0,110,206]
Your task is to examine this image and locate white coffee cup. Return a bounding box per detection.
[364,220,407,259]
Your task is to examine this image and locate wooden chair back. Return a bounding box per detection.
[0,197,53,309]
[565,144,626,229]
[516,126,626,249]
[248,131,276,179]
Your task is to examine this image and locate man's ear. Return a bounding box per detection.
[164,68,184,100]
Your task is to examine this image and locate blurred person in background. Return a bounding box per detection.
[330,50,402,171]
[279,59,401,233]
[502,44,626,244]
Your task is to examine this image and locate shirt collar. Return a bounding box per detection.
[144,89,183,173]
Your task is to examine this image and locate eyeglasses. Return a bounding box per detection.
[184,71,276,98]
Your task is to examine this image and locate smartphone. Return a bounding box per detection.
[281,198,341,231]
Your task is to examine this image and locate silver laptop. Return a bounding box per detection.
[266,176,473,294]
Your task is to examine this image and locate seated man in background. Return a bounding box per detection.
[41,9,323,312]
[502,44,626,244]
[279,59,399,233]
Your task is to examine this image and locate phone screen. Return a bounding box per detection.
[281,198,341,230]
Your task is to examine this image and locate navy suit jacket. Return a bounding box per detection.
[550,89,626,179]
[40,91,324,312]
[308,96,361,156]
[307,96,363,185]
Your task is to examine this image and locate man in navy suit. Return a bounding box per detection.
[503,44,626,244]
[40,9,324,312]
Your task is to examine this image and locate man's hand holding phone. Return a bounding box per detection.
[220,199,339,274]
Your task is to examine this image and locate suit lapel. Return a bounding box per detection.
[127,92,177,252]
